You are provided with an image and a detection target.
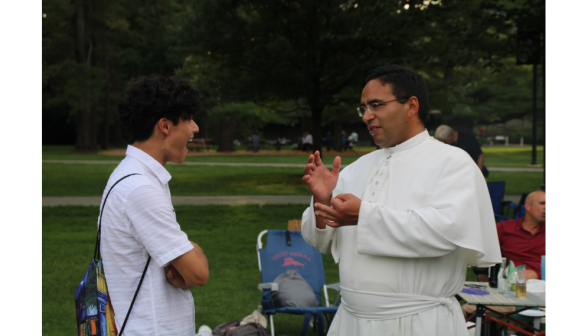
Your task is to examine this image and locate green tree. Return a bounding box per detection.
[43,0,194,151]
[177,52,301,151]
[184,0,438,152]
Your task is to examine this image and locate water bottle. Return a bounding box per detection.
[489,262,499,288]
[541,255,545,280]
[497,257,508,294]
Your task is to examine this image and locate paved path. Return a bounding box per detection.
[42,194,523,206]
[42,160,544,172]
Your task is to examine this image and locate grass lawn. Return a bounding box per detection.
[42,145,367,165]
[42,145,126,161]
[43,161,544,197]
[43,164,311,197]
[487,171,544,195]
[483,146,544,168]
[43,145,544,168]
[43,204,477,335]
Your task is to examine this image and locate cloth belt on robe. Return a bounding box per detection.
[340,286,459,320]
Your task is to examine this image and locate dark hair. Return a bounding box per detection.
[118,76,201,142]
[364,65,429,124]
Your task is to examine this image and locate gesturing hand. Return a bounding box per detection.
[313,193,361,227]
[302,151,341,203]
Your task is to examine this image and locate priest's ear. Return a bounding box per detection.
[405,96,420,121]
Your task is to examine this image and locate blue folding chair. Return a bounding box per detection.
[256,230,339,336]
[487,181,521,221]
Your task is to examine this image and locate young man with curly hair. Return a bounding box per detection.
[99,76,209,335]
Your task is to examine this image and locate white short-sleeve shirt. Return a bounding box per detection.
[100,145,196,336]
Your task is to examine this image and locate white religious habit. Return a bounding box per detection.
[301,130,501,336]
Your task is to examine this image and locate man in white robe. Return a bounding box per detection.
[301,65,501,336]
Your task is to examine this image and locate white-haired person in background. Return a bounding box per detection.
[435,125,489,179]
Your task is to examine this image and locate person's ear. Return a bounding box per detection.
[405,96,420,120]
[158,118,171,135]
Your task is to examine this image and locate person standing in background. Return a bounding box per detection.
[251,132,260,152]
[302,131,313,151]
[435,125,489,179]
[276,137,282,151]
[325,132,334,151]
[350,130,359,147]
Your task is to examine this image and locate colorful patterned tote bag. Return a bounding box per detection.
[75,174,150,336]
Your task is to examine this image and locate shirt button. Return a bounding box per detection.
[375,181,379,185]
[379,171,383,175]
[383,162,388,166]
[371,192,375,196]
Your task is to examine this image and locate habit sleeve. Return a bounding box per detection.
[301,197,336,254]
[356,151,499,267]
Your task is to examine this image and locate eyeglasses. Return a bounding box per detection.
[357,98,407,117]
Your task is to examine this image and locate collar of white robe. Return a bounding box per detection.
[383,129,429,154]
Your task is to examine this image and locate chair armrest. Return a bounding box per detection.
[259,285,277,314]
[325,283,341,291]
[502,201,518,209]
[494,213,510,221]
[258,283,279,292]
[323,282,341,307]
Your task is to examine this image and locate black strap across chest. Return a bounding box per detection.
[94,173,151,335]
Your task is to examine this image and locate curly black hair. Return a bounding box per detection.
[365,65,429,124]
[118,76,201,143]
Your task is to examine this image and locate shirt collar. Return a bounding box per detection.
[516,217,546,235]
[383,129,429,154]
[125,145,172,185]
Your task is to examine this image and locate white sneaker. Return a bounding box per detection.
[196,325,212,336]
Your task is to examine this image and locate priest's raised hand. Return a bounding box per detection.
[302,151,341,229]
[302,151,341,201]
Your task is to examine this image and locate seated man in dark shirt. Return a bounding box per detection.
[435,125,489,178]
[497,190,546,279]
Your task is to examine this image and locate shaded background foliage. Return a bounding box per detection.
[42,0,545,152]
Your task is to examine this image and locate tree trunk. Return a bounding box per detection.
[217,117,235,152]
[108,57,126,146]
[75,0,86,63]
[333,119,342,151]
[442,67,454,116]
[73,0,97,152]
[311,105,323,154]
[102,53,110,150]
[301,115,311,134]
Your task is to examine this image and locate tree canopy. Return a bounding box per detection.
[42,0,545,151]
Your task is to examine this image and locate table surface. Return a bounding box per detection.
[457,282,545,308]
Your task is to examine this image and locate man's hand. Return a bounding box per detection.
[165,263,193,289]
[302,151,341,202]
[302,151,341,229]
[313,193,361,227]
